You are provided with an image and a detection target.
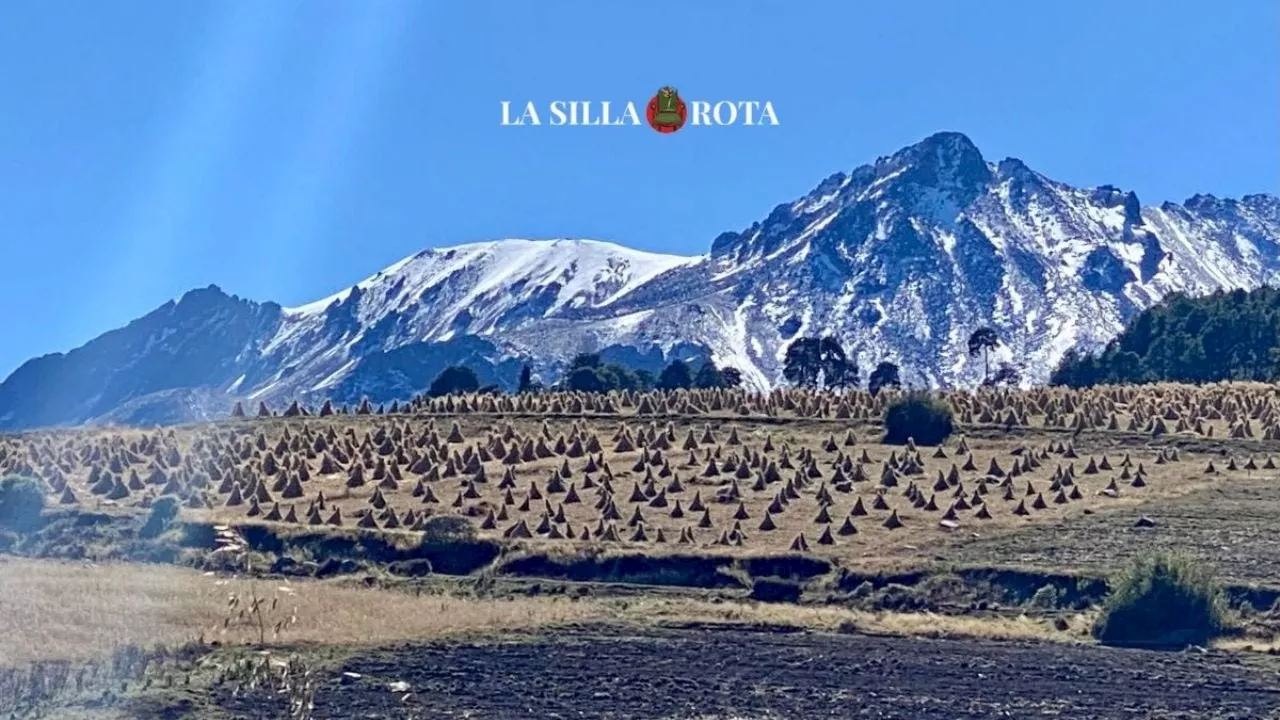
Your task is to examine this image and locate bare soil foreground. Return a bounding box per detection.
[213,625,1280,720]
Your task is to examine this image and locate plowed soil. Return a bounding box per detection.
[217,625,1280,719]
[949,475,1280,585]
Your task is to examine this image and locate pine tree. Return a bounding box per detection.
[428,366,480,397]
[783,338,822,387]
[868,361,901,396]
[658,360,694,390]
[968,327,1000,383]
[1050,287,1280,387]
[694,361,723,389]
[517,364,536,393]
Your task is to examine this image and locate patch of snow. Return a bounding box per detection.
[312,359,357,391]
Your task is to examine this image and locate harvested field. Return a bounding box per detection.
[0,557,1114,717]
[5,384,1278,576]
[949,474,1280,585]
[215,625,1280,719]
[7,384,1280,717]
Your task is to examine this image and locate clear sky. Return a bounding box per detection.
[0,0,1276,378]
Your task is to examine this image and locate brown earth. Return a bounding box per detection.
[947,473,1280,586]
[10,385,1280,718]
[212,624,1280,720]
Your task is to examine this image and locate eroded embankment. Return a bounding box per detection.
[8,508,1280,621]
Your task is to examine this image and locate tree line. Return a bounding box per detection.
[779,327,1018,393]
[1051,287,1280,387]
[426,325,1017,397]
[780,336,901,395]
[548,353,742,394]
[427,354,743,397]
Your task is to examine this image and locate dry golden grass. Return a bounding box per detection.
[224,414,1263,569]
[1213,636,1280,654]
[0,557,599,666]
[0,557,1093,668]
[10,396,1266,570]
[619,595,1094,643]
[0,557,215,665]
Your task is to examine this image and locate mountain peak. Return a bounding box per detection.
[1184,193,1224,211]
[902,132,985,166]
[170,284,240,315]
[4,134,1279,431]
[882,131,992,204]
[916,130,981,153]
[177,283,228,302]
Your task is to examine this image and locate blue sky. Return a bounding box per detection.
[0,0,1276,378]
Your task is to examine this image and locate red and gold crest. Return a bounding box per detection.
[646,86,687,134]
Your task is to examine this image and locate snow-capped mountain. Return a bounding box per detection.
[252,239,703,403]
[2,131,1277,430]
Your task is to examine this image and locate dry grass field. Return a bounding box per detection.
[0,555,1090,666]
[6,556,1279,719]
[17,553,1280,719]
[6,383,1280,717]
[5,383,1280,575]
[0,557,604,666]
[0,555,1113,717]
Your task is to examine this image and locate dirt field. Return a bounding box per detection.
[949,472,1280,585]
[211,625,1280,720]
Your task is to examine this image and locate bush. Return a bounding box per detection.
[1092,552,1227,648]
[388,558,435,577]
[0,475,46,534]
[1030,583,1063,609]
[420,515,476,543]
[313,557,364,579]
[140,496,181,539]
[657,360,694,390]
[428,366,480,397]
[564,359,646,393]
[882,391,955,445]
[750,578,803,603]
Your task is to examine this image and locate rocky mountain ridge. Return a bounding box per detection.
[2,131,1276,430]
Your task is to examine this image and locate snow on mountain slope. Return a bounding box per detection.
[1,131,1277,429]
[286,239,701,321]
[245,239,704,400]
[622,133,1280,390]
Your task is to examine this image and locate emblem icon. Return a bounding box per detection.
[647,86,687,134]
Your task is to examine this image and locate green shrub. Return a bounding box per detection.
[0,475,46,534]
[1093,551,1226,648]
[882,391,955,445]
[140,496,182,539]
